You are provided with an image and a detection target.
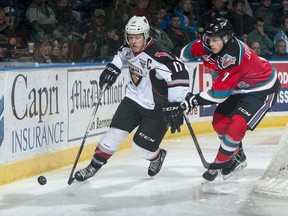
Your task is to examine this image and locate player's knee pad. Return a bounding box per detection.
[226,114,247,142]
[99,127,129,152]
[132,142,159,160]
[212,113,231,136]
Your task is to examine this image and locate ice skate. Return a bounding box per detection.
[75,161,103,181]
[221,148,247,180]
[148,149,167,177]
[202,169,219,182]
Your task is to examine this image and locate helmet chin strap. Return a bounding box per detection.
[128,35,149,54]
[141,38,149,51]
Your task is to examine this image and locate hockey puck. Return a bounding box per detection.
[38,175,47,185]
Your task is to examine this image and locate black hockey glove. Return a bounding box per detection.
[162,102,184,133]
[180,93,198,114]
[99,63,121,90]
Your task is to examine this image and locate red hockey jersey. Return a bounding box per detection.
[180,37,279,104]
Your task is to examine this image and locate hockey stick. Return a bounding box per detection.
[191,66,197,96]
[183,115,234,169]
[184,67,234,170]
[67,84,107,185]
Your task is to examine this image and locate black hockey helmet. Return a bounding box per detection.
[205,18,234,44]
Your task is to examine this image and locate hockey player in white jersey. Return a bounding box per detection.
[75,16,190,181]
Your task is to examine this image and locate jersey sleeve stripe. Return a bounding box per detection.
[167,79,190,87]
[180,41,196,61]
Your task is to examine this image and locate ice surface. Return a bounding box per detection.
[0,128,286,216]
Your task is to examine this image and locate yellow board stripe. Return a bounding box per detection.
[1,116,287,186]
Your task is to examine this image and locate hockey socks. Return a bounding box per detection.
[221,147,247,180]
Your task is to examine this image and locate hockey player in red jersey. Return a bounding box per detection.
[74,16,190,182]
[163,18,281,181]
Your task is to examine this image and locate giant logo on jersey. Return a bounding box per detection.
[129,64,144,86]
[220,54,236,68]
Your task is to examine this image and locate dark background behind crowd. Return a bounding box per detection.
[0,0,287,65]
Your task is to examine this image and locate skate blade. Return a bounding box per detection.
[222,161,248,180]
[201,178,215,185]
[201,174,219,184]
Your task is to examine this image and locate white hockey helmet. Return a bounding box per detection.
[125,16,150,44]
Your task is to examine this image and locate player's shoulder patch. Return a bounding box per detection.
[146,40,175,60]
[218,40,241,69]
[154,52,174,59]
[220,53,236,68]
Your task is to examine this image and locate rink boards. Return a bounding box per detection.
[0,61,287,186]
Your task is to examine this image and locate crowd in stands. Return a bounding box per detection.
[1,0,288,64]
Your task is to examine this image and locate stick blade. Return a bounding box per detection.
[68,176,75,185]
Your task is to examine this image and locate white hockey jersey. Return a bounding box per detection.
[110,38,190,110]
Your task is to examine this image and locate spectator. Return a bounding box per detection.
[174,0,198,40]
[201,0,232,30]
[56,36,71,63]
[230,0,254,41]
[97,42,109,62]
[131,0,149,18]
[50,36,59,63]
[0,44,7,61]
[53,0,83,34]
[0,34,9,61]
[4,6,30,50]
[273,16,288,53]
[79,42,97,62]
[52,21,84,62]
[272,0,288,28]
[159,2,169,20]
[254,0,280,40]
[0,33,31,62]
[33,34,53,63]
[249,41,261,56]
[227,0,253,17]
[149,11,174,51]
[0,7,5,25]
[105,27,121,60]
[3,7,15,24]
[165,13,190,56]
[2,1,31,30]
[52,24,69,37]
[26,0,58,41]
[270,39,288,60]
[105,0,132,43]
[0,7,17,50]
[150,1,172,32]
[84,9,108,61]
[0,8,14,38]
[246,17,274,58]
